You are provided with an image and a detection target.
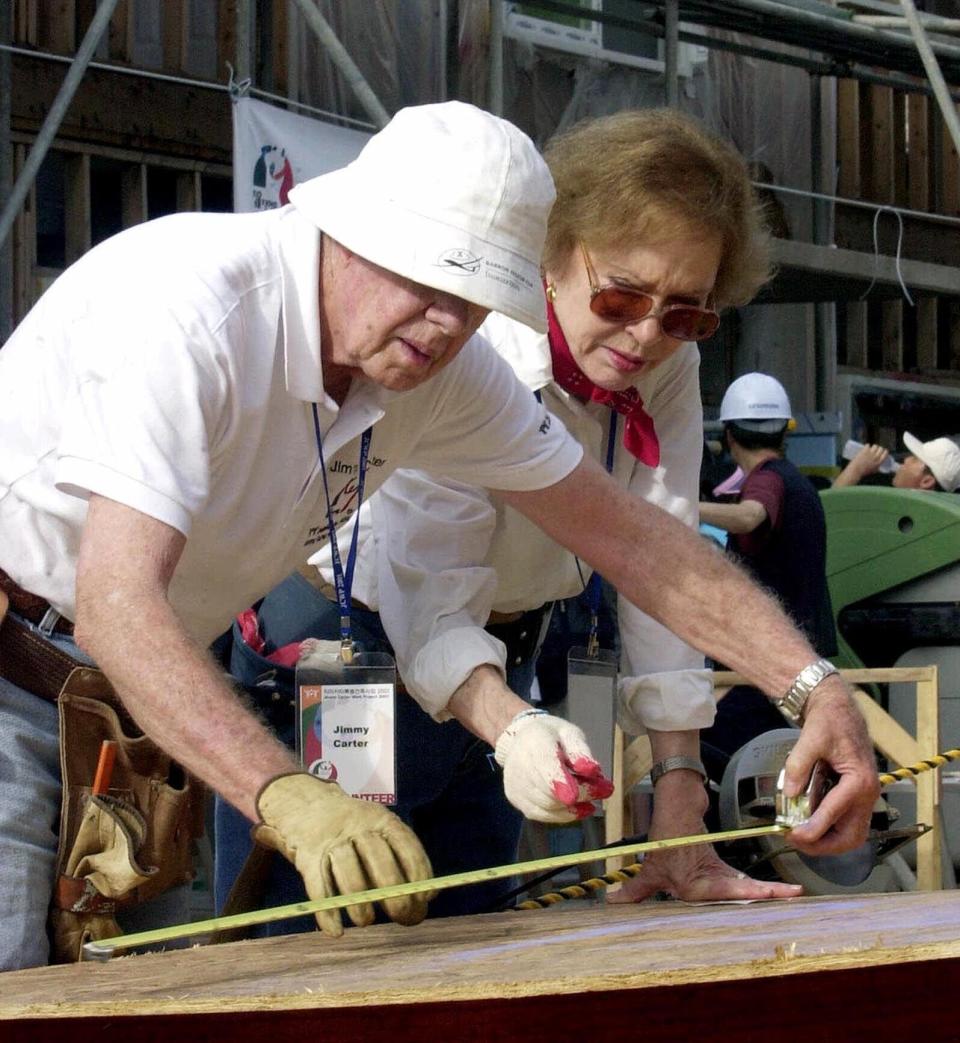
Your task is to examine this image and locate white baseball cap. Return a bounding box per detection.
[903,432,960,492]
[288,101,555,333]
[719,372,793,433]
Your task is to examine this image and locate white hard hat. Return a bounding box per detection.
[720,372,792,432]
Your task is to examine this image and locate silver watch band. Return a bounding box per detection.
[649,755,707,786]
[776,658,839,724]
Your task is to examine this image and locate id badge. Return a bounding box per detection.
[566,646,618,783]
[295,642,397,805]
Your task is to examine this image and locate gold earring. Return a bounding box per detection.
[545,283,557,302]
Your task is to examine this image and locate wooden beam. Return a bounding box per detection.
[63,151,90,264]
[218,0,237,81]
[916,296,939,371]
[107,0,129,63]
[604,726,626,872]
[881,298,904,371]
[176,169,202,211]
[915,666,941,892]
[11,141,36,322]
[11,54,233,163]
[908,92,931,211]
[38,0,74,53]
[844,300,868,369]
[273,0,289,97]
[163,0,185,73]
[950,301,960,372]
[14,0,38,46]
[865,84,895,204]
[893,89,907,207]
[120,161,147,227]
[941,103,960,218]
[837,78,861,199]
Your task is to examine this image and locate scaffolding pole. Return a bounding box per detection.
[664,0,679,107]
[291,0,390,128]
[489,0,505,116]
[0,0,120,253]
[898,0,960,160]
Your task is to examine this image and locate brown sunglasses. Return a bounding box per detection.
[579,242,720,342]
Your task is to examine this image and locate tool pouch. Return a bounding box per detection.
[49,667,206,963]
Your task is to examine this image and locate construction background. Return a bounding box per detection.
[3,0,960,457]
[3,0,960,961]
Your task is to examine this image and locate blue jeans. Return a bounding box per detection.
[214,572,536,934]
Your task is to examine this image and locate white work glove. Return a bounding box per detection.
[494,709,613,823]
[254,773,434,937]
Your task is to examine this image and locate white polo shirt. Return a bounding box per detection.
[343,312,716,732]
[0,206,581,646]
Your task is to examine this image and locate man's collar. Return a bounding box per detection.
[277,208,340,410]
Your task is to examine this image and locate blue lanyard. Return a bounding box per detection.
[585,409,619,656]
[312,403,372,663]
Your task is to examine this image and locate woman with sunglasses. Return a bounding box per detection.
[233,109,801,923]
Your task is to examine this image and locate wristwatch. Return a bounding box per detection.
[649,755,708,786]
[775,658,839,725]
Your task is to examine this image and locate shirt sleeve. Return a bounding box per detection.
[737,467,785,556]
[369,470,508,721]
[614,345,717,735]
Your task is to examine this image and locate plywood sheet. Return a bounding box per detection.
[2,890,960,1023]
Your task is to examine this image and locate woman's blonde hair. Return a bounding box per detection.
[543,108,772,309]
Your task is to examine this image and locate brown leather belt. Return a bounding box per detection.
[0,567,74,636]
[0,610,82,703]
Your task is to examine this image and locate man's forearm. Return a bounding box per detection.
[504,459,819,703]
[76,592,296,822]
[699,498,766,534]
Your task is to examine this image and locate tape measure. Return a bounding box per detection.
[84,744,960,962]
[82,822,788,961]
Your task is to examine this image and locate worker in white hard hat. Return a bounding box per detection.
[834,432,960,492]
[699,373,838,787]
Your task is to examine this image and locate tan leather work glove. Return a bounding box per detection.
[253,773,434,937]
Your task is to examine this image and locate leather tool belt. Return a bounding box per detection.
[0,585,206,962]
[0,567,73,635]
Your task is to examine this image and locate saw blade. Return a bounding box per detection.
[83,822,788,961]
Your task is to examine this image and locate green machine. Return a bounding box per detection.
[821,485,960,873]
[822,487,960,671]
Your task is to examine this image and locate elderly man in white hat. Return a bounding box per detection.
[0,103,878,971]
[835,431,960,491]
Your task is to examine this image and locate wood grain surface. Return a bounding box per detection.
[2,891,959,1041]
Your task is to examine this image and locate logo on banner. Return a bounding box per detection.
[252,144,295,210]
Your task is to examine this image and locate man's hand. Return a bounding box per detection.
[254,773,434,937]
[833,444,890,488]
[494,711,613,822]
[780,679,880,854]
[607,769,802,904]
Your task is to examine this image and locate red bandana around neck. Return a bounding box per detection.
[546,297,661,468]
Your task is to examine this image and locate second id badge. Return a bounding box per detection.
[566,646,618,782]
[295,642,398,805]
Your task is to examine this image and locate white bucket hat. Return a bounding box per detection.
[288,101,555,333]
[719,372,793,434]
[903,432,960,492]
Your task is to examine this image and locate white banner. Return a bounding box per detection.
[232,95,371,214]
